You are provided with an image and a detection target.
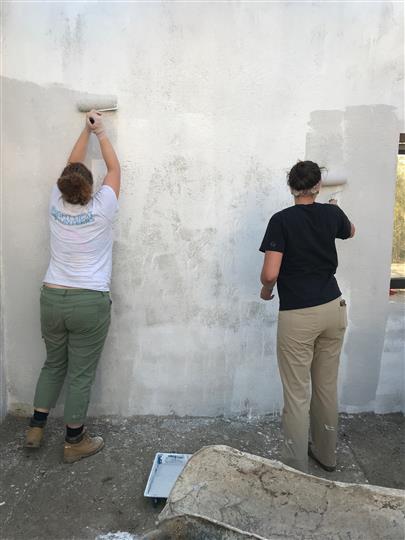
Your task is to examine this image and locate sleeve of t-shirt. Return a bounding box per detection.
[333,206,352,239]
[259,213,285,253]
[51,184,61,201]
[93,185,119,222]
[49,184,61,211]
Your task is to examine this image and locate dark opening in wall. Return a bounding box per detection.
[390,134,405,290]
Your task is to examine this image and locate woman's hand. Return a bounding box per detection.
[260,286,274,301]
[86,110,105,138]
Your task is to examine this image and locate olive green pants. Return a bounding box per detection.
[277,297,347,472]
[34,287,111,425]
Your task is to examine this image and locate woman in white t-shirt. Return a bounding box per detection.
[24,111,120,463]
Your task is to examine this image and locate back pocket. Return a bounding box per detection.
[70,304,100,333]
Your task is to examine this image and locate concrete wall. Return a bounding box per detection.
[2,2,404,417]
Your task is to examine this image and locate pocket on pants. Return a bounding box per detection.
[71,304,100,332]
[338,299,348,329]
[70,295,111,333]
[40,297,58,336]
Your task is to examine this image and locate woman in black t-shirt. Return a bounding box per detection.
[259,160,355,473]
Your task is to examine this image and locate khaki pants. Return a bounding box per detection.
[277,297,347,472]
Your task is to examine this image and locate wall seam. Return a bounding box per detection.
[0,6,7,419]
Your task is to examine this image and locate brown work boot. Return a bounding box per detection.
[24,426,44,448]
[63,430,104,463]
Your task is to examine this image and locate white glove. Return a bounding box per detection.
[86,110,105,138]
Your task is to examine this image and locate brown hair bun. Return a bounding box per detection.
[57,162,93,206]
[287,160,324,192]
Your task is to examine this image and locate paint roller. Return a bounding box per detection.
[321,169,347,203]
[76,94,118,124]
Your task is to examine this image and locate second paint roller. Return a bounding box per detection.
[321,169,348,202]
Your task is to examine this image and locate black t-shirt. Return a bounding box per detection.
[259,203,352,311]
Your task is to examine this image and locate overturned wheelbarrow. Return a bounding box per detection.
[149,445,404,540]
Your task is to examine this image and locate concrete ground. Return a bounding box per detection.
[0,413,403,540]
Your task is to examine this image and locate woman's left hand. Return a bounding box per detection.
[260,286,274,301]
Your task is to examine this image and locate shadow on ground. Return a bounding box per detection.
[0,413,403,539]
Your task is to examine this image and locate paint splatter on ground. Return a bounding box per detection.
[96,532,139,540]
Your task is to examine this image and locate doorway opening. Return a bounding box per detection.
[390,134,405,291]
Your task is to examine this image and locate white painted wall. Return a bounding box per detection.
[2,2,403,418]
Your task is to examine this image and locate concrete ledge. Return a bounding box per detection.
[160,445,405,540]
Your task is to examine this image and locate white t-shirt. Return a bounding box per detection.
[44,184,119,291]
